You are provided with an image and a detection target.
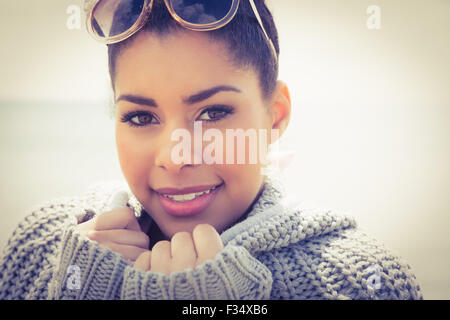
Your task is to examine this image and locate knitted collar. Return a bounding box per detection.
[244,172,287,219]
[218,173,357,253]
[119,173,356,253]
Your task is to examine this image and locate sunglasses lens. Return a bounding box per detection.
[92,0,146,38]
[172,0,234,24]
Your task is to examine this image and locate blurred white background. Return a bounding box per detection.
[0,0,449,299]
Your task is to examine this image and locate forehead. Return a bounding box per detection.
[114,30,260,98]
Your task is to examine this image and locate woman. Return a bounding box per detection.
[0,0,422,299]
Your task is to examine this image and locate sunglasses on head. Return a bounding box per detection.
[84,0,277,60]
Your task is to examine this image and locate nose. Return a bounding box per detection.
[154,124,199,174]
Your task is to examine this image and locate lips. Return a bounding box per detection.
[154,183,223,217]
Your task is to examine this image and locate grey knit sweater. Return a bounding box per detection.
[0,174,422,299]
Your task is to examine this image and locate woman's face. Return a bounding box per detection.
[114,30,279,238]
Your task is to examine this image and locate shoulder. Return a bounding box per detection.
[4,179,128,243]
[0,194,82,299]
[224,175,423,299]
[259,218,423,300]
[0,180,129,299]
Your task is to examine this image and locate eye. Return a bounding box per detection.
[120,111,159,127]
[197,105,234,122]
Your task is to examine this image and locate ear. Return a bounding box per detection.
[269,80,291,143]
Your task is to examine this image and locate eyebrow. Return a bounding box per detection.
[115,85,241,107]
[182,85,241,105]
[116,94,157,107]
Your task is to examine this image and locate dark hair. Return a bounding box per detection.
[108,0,279,101]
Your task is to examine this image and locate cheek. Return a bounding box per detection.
[115,127,151,185]
[217,161,264,209]
[214,112,271,207]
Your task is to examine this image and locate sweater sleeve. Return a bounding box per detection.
[47,225,273,300]
[47,226,129,299]
[0,196,85,300]
[121,244,272,299]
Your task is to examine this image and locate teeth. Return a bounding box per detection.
[164,186,217,202]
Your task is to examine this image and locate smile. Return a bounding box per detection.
[162,185,220,202]
[155,183,223,217]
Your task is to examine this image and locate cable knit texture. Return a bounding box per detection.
[0,174,423,300]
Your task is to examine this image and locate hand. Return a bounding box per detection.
[76,206,150,262]
[133,224,224,275]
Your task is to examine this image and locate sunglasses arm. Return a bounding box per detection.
[248,0,278,62]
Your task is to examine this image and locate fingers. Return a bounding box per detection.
[145,224,224,275]
[134,251,152,271]
[150,241,171,275]
[89,207,142,232]
[85,229,149,249]
[74,195,148,264]
[149,234,197,275]
[80,221,225,274]
[193,224,224,266]
[170,232,197,273]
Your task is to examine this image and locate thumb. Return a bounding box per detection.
[109,190,130,211]
[108,190,142,232]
